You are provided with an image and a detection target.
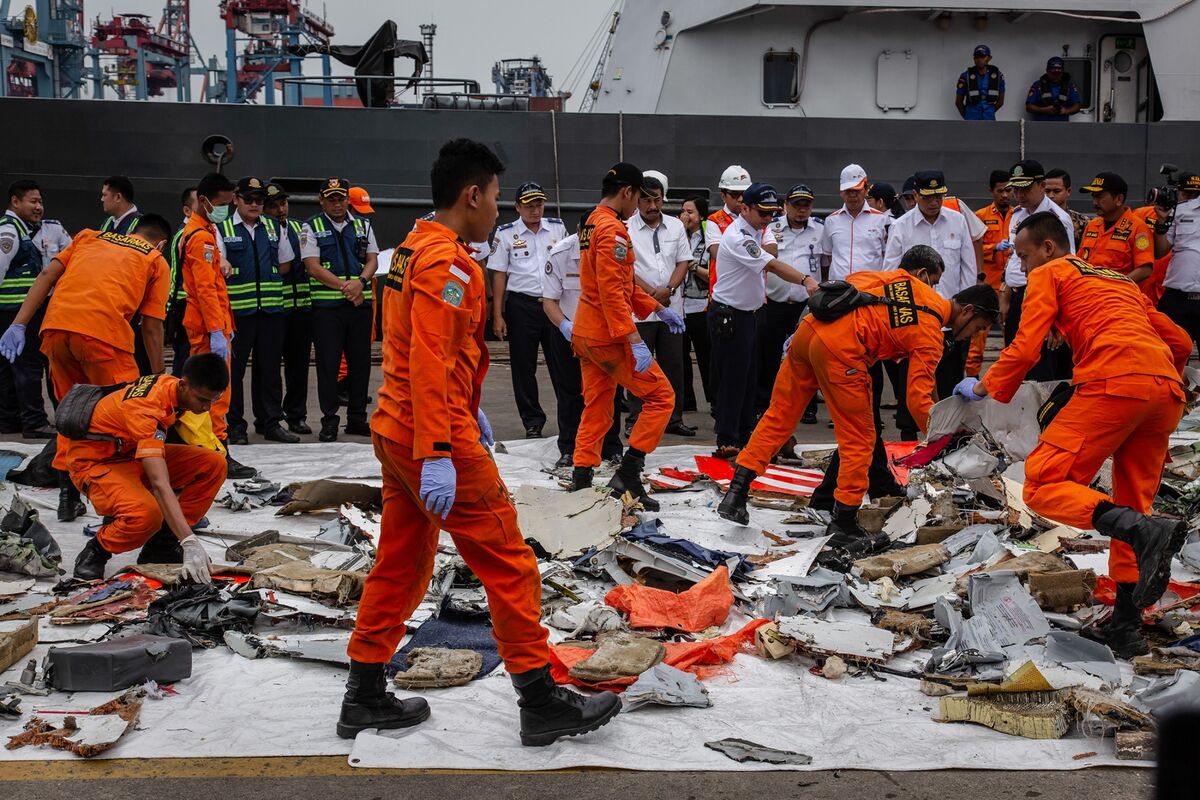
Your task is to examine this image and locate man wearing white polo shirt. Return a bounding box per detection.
[822,164,888,280]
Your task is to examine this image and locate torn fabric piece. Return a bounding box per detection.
[567,631,665,683]
[704,738,813,765]
[389,596,501,681]
[623,663,711,711]
[393,648,483,689]
[623,519,751,579]
[605,565,734,631]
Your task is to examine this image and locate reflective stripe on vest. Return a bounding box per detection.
[168,227,189,306]
[306,214,373,306]
[280,217,311,310]
[221,216,284,315]
[1038,76,1071,105]
[0,215,43,309]
[965,66,1000,105]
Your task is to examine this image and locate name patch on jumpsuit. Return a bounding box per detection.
[123,374,161,400]
[1067,257,1132,283]
[883,280,918,328]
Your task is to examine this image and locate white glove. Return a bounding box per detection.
[180,534,213,584]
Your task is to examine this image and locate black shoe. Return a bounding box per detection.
[57,474,84,523]
[288,420,312,435]
[717,465,756,526]
[898,428,919,442]
[607,448,659,511]
[1083,582,1150,659]
[819,502,889,571]
[319,422,339,442]
[510,665,620,747]
[665,422,697,437]
[227,429,249,446]
[22,425,55,440]
[73,536,112,581]
[554,453,573,469]
[569,466,594,491]
[801,409,818,425]
[344,421,372,437]
[263,425,301,444]
[137,525,184,565]
[525,427,543,439]
[1092,503,1190,608]
[336,660,431,739]
[225,454,258,480]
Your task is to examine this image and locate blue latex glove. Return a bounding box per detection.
[994,239,1012,253]
[658,307,686,335]
[782,332,794,358]
[557,319,573,342]
[953,377,985,402]
[208,330,230,360]
[477,408,494,447]
[0,324,26,362]
[419,458,457,519]
[631,341,653,373]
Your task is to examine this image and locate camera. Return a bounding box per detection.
[1147,162,1179,210]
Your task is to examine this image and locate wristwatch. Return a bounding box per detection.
[357,276,369,287]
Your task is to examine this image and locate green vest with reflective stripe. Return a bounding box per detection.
[220,216,284,316]
[167,226,189,310]
[280,217,310,311]
[307,213,372,308]
[0,215,43,310]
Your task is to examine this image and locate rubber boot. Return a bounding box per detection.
[137,524,184,565]
[1084,582,1150,659]
[56,471,85,523]
[607,448,659,511]
[336,660,430,739]
[717,465,756,526]
[819,502,889,572]
[568,466,594,492]
[73,536,112,581]
[1092,502,1190,608]
[510,664,620,747]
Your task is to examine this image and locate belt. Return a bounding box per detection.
[710,301,755,315]
[507,291,543,302]
[1164,287,1200,302]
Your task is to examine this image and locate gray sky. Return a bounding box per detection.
[96,0,616,105]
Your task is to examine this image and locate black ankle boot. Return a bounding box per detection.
[569,466,594,491]
[510,664,620,747]
[57,472,84,523]
[819,502,889,571]
[607,448,659,511]
[336,660,430,739]
[73,536,112,581]
[1084,582,1150,659]
[717,465,756,525]
[1092,502,1189,608]
[137,525,184,565]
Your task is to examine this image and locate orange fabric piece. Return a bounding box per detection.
[549,618,770,691]
[965,326,988,377]
[975,202,1011,290]
[43,230,170,352]
[572,336,673,468]
[1134,206,1170,305]
[981,255,1192,403]
[84,444,226,554]
[370,219,489,460]
[348,434,551,671]
[706,208,736,296]
[180,214,231,337]
[1023,376,1185,583]
[573,204,658,343]
[605,565,734,632]
[1076,208,1154,277]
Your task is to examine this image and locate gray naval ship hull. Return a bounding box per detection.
[4,97,1198,243]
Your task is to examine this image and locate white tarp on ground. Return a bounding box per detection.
[1,438,1190,769]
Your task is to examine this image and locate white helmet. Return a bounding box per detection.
[719,165,752,191]
[643,169,669,198]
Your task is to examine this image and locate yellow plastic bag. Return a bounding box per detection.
[174,411,225,455]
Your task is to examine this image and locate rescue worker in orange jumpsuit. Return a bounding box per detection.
[69,354,230,581]
[179,173,255,479]
[342,139,620,746]
[719,267,998,558]
[566,163,687,511]
[1077,172,1155,284]
[966,169,1011,376]
[0,215,174,523]
[956,211,1193,658]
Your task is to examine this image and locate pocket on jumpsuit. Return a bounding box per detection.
[1028,423,1087,490]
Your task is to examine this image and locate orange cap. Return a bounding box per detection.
[349,186,375,214]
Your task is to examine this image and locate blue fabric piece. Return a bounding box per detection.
[1175,633,1200,653]
[0,450,24,482]
[387,595,501,680]
[622,519,752,580]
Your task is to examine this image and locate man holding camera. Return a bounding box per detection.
[1154,172,1200,347]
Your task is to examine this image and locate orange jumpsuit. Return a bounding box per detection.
[1077,208,1155,281]
[62,374,227,554]
[967,202,1011,376]
[739,271,951,506]
[981,255,1191,583]
[179,213,233,440]
[1133,206,1170,306]
[571,204,674,468]
[350,219,551,672]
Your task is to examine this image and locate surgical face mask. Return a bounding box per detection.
[208,203,231,224]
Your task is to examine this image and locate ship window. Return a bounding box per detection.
[763,50,798,106]
[1062,57,1092,108]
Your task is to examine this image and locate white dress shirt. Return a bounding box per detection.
[542,233,581,319]
[821,204,888,280]
[216,211,296,264]
[627,211,691,322]
[33,219,72,262]
[767,217,823,302]
[489,217,567,297]
[883,206,978,299]
[1164,197,1200,293]
[1004,196,1075,288]
[299,212,380,261]
[104,205,139,231]
[713,216,772,311]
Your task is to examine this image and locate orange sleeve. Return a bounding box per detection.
[183,229,226,333]
[631,284,658,320]
[138,252,172,321]
[905,331,944,432]
[53,231,84,269]
[982,266,1061,402]
[1145,298,1193,375]
[592,221,640,340]
[407,247,477,460]
[1131,218,1155,272]
[123,395,170,460]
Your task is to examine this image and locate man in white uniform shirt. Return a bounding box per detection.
[822,164,888,280]
[1154,172,1200,352]
[490,182,569,439]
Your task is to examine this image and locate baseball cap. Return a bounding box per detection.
[1079,172,1128,197]
[914,170,949,196]
[320,177,350,198]
[349,186,375,213]
[867,182,896,205]
[1046,56,1065,71]
[787,183,815,202]
[264,182,289,202]
[235,176,267,197]
[718,165,752,191]
[973,44,991,57]
[602,162,652,197]
[1180,173,1200,192]
[643,170,669,198]
[743,182,783,214]
[1007,159,1045,188]
[516,182,546,204]
[840,164,868,192]
[901,175,916,197]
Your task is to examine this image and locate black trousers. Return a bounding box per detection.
[809,437,903,510]
[132,316,151,376]
[0,307,47,432]
[869,360,916,438]
[1005,286,1073,381]
[708,304,757,447]
[505,292,555,433]
[755,300,805,413]
[282,308,313,425]
[682,309,712,411]
[627,320,685,426]
[544,327,623,458]
[228,312,286,434]
[169,315,190,376]
[1159,289,1200,355]
[313,302,372,428]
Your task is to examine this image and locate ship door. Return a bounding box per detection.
[1098,34,1162,122]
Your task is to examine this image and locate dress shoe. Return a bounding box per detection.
[525,427,543,439]
[319,422,338,442]
[554,453,573,469]
[287,420,312,435]
[344,421,372,437]
[264,425,301,444]
[665,422,696,437]
[801,409,818,425]
[227,429,250,446]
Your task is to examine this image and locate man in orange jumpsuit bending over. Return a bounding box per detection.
[718,272,997,559]
[568,163,687,510]
[956,210,1193,658]
[342,139,620,746]
[0,215,173,523]
[69,354,229,581]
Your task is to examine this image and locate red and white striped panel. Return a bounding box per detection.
[693,456,824,497]
[647,467,704,491]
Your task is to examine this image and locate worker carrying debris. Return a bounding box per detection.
[955,210,1194,657]
[345,139,620,746]
[67,353,231,583]
[719,249,998,558]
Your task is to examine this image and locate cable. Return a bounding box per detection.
[561,0,619,94]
